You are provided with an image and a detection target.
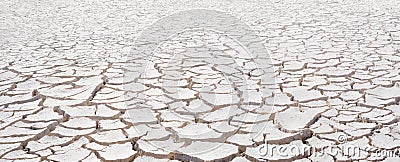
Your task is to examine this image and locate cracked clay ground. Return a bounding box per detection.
[1,0,400,161]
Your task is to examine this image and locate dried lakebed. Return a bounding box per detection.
[1,0,400,161]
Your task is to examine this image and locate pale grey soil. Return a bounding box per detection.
[0,0,399,161]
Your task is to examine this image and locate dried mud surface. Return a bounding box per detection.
[0,0,400,161]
